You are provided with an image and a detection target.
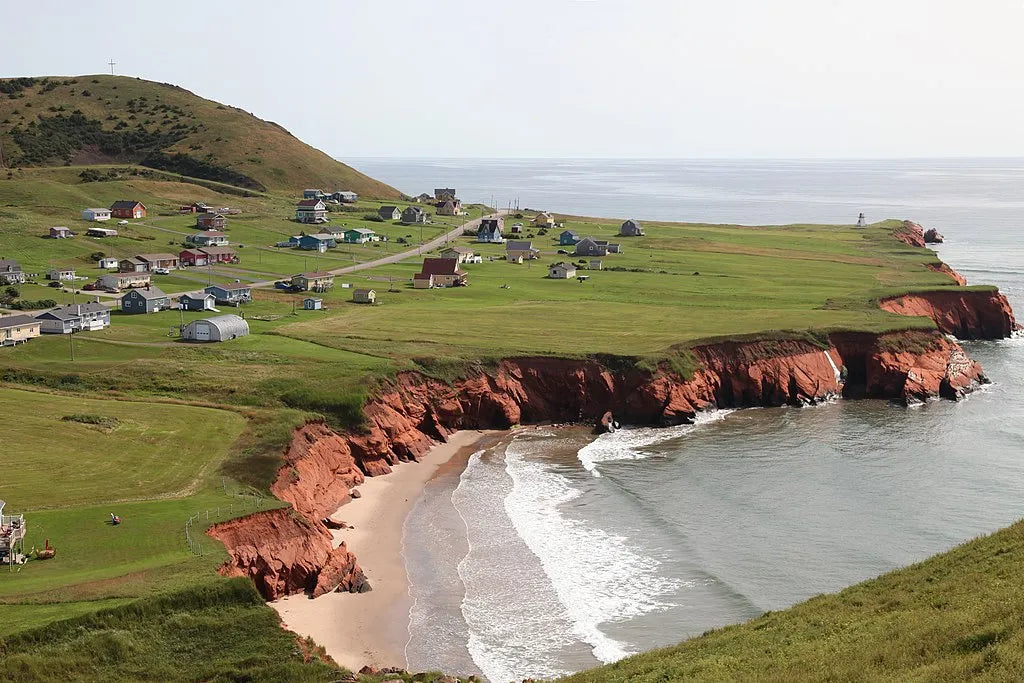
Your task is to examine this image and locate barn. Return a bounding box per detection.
[181,314,250,342]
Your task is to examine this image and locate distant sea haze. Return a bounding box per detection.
[370,157,1024,681]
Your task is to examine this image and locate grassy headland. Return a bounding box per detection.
[0,75,1008,682]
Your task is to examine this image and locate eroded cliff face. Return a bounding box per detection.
[880,289,1018,339]
[892,220,928,247]
[207,508,366,600]
[211,267,1017,602]
[927,262,968,286]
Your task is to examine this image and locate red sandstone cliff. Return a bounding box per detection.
[927,262,968,286]
[892,220,927,247]
[207,507,367,600]
[210,265,1017,601]
[880,289,1018,339]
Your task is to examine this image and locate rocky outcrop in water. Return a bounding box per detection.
[924,228,945,243]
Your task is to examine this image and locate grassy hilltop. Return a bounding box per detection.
[0,77,1014,680]
[0,75,401,197]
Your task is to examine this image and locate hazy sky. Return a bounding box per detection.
[5,0,1024,158]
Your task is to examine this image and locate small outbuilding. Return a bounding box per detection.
[303,297,323,310]
[548,262,577,279]
[50,226,73,239]
[352,288,376,304]
[181,314,250,342]
[82,208,111,222]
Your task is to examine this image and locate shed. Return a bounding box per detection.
[50,226,72,239]
[82,208,111,222]
[181,314,249,342]
[353,288,376,304]
[548,262,578,279]
[303,297,323,310]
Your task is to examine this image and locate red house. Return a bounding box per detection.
[179,249,209,267]
[200,246,237,263]
[110,200,146,219]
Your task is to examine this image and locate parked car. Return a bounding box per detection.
[82,283,97,291]
[118,220,129,225]
[153,267,170,275]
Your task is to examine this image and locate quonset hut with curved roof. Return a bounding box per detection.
[181,314,250,342]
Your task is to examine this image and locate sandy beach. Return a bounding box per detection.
[271,430,500,673]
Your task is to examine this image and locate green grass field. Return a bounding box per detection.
[0,94,1010,681]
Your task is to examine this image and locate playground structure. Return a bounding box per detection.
[0,499,27,570]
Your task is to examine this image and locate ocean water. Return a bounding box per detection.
[381,158,1024,682]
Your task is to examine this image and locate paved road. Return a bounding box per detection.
[44,213,496,310]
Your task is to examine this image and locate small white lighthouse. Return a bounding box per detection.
[856,212,866,227]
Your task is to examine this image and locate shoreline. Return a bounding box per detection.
[271,429,502,673]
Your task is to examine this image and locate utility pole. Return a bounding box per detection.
[108,59,116,75]
[68,285,76,361]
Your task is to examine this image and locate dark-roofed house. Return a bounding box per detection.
[434,188,457,201]
[137,253,180,271]
[296,199,328,224]
[574,237,621,257]
[619,219,644,237]
[414,193,433,203]
[119,257,147,273]
[0,260,26,285]
[330,191,358,203]
[436,199,462,216]
[416,258,466,287]
[0,315,40,345]
[402,206,428,224]
[352,288,376,304]
[378,206,401,221]
[304,189,325,200]
[35,302,110,333]
[297,234,335,252]
[178,291,217,311]
[110,200,146,219]
[205,283,251,306]
[196,214,228,231]
[291,271,335,292]
[121,285,170,314]
[548,262,577,279]
[476,217,504,243]
[559,230,581,246]
[506,240,540,261]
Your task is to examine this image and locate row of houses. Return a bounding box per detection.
[82,201,147,222]
[122,282,252,314]
[116,245,239,273]
[178,202,241,215]
[378,205,430,224]
[287,227,381,251]
[303,189,359,203]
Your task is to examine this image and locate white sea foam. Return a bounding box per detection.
[577,410,733,477]
[454,449,580,683]
[503,438,683,666]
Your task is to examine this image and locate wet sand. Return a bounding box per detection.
[271,430,499,673]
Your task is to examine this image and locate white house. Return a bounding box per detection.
[46,267,76,281]
[98,257,120,269]
[548,262,578,279]
[82,208,112,221]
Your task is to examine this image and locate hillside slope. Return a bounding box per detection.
[563,518,1024,682]
[0,75,400,197]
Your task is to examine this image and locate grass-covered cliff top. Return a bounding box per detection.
[0,75,401,197]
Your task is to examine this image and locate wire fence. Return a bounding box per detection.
[183,481,269,556]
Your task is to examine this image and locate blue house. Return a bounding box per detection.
[297,234,336,252]
[559,230,581,246]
